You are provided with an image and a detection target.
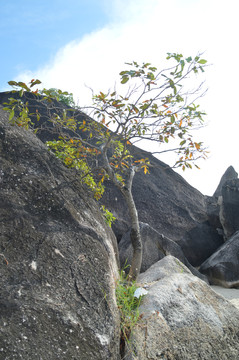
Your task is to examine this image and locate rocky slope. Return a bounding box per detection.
[0,106,120,360]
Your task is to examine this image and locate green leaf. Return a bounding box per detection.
[121,76,129,84]
[198,59,207,64]
[8,81,17,86]
[18,82,30,91]
[30,79,41,87]
[186,57,192,63]
[9,110,15,121]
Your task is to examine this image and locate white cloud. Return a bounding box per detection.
[15,0,239,195]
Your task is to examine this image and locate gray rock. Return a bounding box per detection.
[125,256,239,360]
[177,221,224,266]
[219,178,239,239]
[137,255,192,284]
[213,165,238,198]
[119,223,208,282]
[199,231,239,288]
[0,107,120,360]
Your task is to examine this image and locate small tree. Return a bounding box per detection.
[4,52,208,281]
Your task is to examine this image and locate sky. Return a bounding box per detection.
[0,0,238,196]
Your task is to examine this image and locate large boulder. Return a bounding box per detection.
[0,107,120,360]
[199,231,239,288]
[219,178,239,239]
[125,256,239,360]
[119,222,208,282]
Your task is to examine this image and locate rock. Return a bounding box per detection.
[219,178,239,239]
[205,195,222,230]
[213,166,238,198]
[177,221,224,266]
[137,255,192,283]
[125,256,239,360]
[211,285,239,310]
[199,231,239,288]
[0,107,120,360]
[119,223,208,282]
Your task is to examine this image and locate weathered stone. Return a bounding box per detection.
[199,231,239,288]
[213,165,238,198]
[125,256,239,360]
[219,178,239,239]
[137,255,192,284]
[205,195,222,230]
[0,107,120,360]
[119,223,208,281]
[177,221,224,266]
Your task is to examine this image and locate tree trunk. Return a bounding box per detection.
[121,186,142,281]
[101,146,142,281]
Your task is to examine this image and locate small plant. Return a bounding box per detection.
[100,205,116,227]
[115,267,147,357]
[40,87,75,107]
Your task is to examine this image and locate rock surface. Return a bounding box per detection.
[119,223,208,281]
[125,256,239,360]
[212,285,239,310]
[219,178,239,239]
[0,107,120,360]
[199,231,239,288]
[177,221,223,266]
[213,165,238,198]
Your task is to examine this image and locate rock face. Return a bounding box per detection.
[177,221,223,266]
[213,165,238,198]
[119,222,208,282]
[199,231,239,288]
[125,256,239,360]
[219,178,239,239]
[0,107,120,360]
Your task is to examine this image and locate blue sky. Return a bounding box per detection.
[0,0,109,88]
[0,0,239,195]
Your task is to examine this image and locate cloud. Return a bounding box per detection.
[16,0,210,105]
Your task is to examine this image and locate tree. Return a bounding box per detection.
[4,52,208,281]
